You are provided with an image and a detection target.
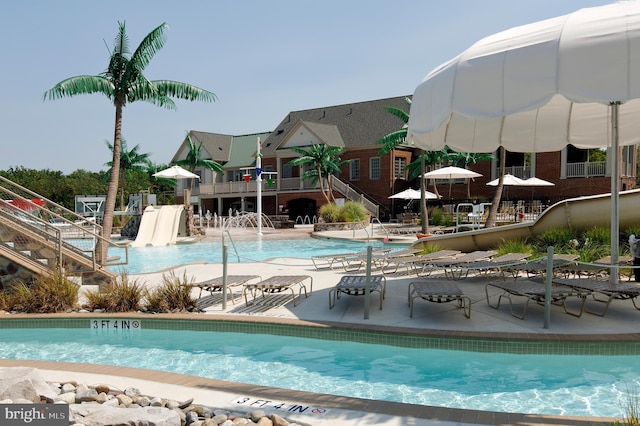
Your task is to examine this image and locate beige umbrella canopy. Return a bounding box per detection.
[486,174,525,187]
[153,165,200,180]
[422,166,482,199]
[389,188,439,200]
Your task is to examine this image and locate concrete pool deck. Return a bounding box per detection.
[2,225,637,425]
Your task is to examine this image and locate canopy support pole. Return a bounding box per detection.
[610,102,620,285]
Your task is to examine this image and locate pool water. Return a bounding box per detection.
[0,327,636,417]
[108,238,398,274]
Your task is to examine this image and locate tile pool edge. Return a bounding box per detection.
[1,313,640,355]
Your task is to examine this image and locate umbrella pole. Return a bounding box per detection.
[610,102,620,284]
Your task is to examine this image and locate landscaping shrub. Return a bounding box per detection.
[535,227,579,253]
[340,201,368,222]
[84,273,144,312]
[144,271,199,313]
[429,208,444,226]
[496,239,535,257]
[0,269,79,313]
[319,203,342,223]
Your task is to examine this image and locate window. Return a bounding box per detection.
[370,157,380,180]
[394,157,407,180]
[350,159,360,180]
[282,164,292,179]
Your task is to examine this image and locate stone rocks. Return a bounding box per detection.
[0,368,310,426]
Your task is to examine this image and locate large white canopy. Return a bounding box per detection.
[406,1,640,281]
[407,1,640,153]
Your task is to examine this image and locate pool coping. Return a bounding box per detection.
[0,312,631,425]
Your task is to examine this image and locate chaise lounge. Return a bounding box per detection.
[329,275,387,310]
[553,277,640,316]
[408,280,471,318]
[191,275,262,303]
[485,279,591,319]
[243,275,313,307]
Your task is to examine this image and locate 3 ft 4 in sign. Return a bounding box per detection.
[90,319,141,330]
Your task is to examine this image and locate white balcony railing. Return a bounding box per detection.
[566,161,606,178]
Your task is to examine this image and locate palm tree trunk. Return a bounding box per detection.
[98,101,122,264]
[317,165,331,203]
[484,146,506,228]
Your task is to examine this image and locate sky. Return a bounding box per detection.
[0,0,614,174]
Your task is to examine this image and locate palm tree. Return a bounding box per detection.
[173,133,224,190]
[484,147,507,228]
[377,97,436,232]
[43,22,217,263]
[104,138,151,210]
[288,144,349,204]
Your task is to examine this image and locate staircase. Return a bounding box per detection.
[329,175,380,218]
[0,176,125,289]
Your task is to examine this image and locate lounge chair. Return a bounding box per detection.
[345,248,422,273]
[485,279,590,319]
[191,275,261,303]
[557,256,633,280]
[553,277,640,316]
[423,250,497,279]
[311,248,390,271]
[408,280,471,318]
[329,275,386,310]
[339,248,393,272]
[243,275,313,307]
[392,250,461,276]
[505,254,579,279]
[450,253,532,280]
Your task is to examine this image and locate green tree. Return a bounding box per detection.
[288,144,349,204]
[173,133,224,190]
[43,21,217,263]
[105,138,151,210]
[377,97,438,232]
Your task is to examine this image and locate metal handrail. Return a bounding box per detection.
[221,229,241,262]
[370,216,390,241]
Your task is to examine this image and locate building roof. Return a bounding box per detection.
[224,132,272,169]
[170,130,234,164]
[260,96,411,156]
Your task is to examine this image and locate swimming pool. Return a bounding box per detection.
[108,238,400,274]
[0,324,636,418]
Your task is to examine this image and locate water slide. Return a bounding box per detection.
[130,205,185,247]
[412,189,640,253]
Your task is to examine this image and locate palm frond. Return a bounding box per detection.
[43,76,114,101]
[152,80,217,102]
[113,21,131,56]
[384,106,410,124]
[130,22,168,72]
[377,129,408,156]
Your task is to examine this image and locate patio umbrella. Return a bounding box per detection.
[152,165,200,180]
[407,1,640,282]
[486,174,525,187]
[388,188,439,200]
[421,166,482,199]
[522,177,555,187]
